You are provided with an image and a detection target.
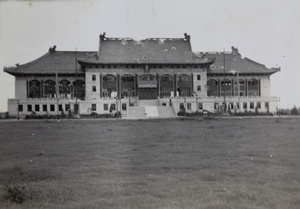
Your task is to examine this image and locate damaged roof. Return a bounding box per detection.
[200,47,280,75]
[4,50,91,76]
[77,33,214,65]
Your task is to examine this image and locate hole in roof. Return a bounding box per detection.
[211,65,215,68]
[121,40,128,45]
[142,55,148,59]
[159,39,166,44]
[163,49,168,53]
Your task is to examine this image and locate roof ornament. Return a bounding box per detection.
[15,63,20,67]
[100,32,106,40]
[231,46,241,57]
[49,45,56,53]
[184,33,190,40]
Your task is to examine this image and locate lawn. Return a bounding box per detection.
[0,117,299,209]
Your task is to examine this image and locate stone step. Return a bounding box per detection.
[138,99,160,107]
[157,106,176,118]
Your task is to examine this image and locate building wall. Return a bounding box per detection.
[260,76,271,97]
[85,69,101,100]
[15,77,27,99]
[193,68,207,98]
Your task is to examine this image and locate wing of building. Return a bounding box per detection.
[4,33,280,119]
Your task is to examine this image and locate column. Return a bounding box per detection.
[174,74,177,97]
[100,74,103,98]
[232,79,234,96]
[190,74,194,96]
[41,80,44,98]
[245,79,248,96]
[135,74,138,97]
[27,80,30,98]
[157,74,160,98]
[218,79,221,97]
[117,74,121,99]
[258,79,261,96]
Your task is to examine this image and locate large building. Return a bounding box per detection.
[4,33,280,119]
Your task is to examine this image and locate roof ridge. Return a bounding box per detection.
[244,57,266,67]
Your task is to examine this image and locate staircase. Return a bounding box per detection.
[157,106,177,118]
[126,99,176,119]
[138,99,160,106]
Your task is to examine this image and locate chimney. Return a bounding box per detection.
[184,33,192,51]
[98,32,106,59]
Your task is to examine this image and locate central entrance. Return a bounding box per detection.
[138,88,157,100]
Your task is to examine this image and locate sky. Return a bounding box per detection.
[0,0,299,111]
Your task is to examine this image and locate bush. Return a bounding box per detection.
[291,106,299,115]
[5,185,25,204]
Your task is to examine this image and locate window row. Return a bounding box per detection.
[91,103,127,112]
[92,74,202,82]
[214,102,269,110]
[18,104,78,112]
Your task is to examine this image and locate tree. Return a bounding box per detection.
[291,106,299,115]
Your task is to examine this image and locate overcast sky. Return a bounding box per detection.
[0,0,299,111]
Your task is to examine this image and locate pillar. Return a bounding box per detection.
[135,74,138,97]
[190,74,194,96]
[157,74,160,98]
[245,79,248,96]
[218,79,221,97]
[174,74,177,97]
[117,74,121,99]
[232,79,234,96]
[27,80,30,98]
[258,79,261,96]
[100,74,103,98]
[41,80,44,98]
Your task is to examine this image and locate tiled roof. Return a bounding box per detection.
[77,34,214,65]
[4,50,92,76]
[203,49,280,75]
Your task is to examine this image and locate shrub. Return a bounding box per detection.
[5,185,25,204]
[291,106,299,115]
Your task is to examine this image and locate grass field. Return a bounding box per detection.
[0,117,300,209]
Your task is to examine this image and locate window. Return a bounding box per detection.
[110,104,116,111]
[229,103,234,109]
[265,102,269,109]
[162,103,166,106]
[65,104,70,111]
[92,75,96,81]
[197,85,201,91]
[92,86,96,92]
[122,103,127,111]
[50,104,55,112]
[18,105,23,112]
[35,104,40,112]
[243,102,247,109]
[74,104,79,112]
[250,102,254,109]
[59,104,63,111]
[27,104,32,112]
[187,103,191,110]
[91,104,96,111]
[198,103,203,110]
[257,102,261,109]
[236,103,240,110]
[179,103,185,111]
[197,75,201,80]
[43,104,47,112]
[214,103,219,109]
[104,104,108,111]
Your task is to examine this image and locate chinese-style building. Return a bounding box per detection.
[4,33,280,118]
